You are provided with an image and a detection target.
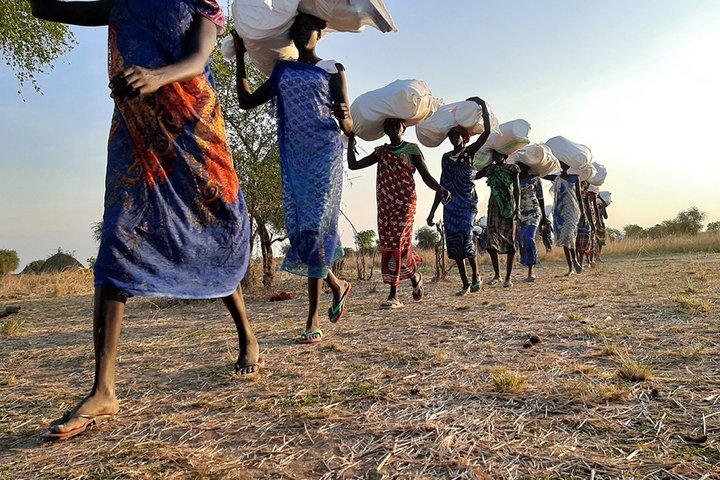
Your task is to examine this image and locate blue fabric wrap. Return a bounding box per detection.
[441,152,478,261]
[270,61,344,279]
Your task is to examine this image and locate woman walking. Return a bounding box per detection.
[348,119,450,308]
[547,163,585,276]
[32,0,259,439]
[427,98,492,295]
[477,151,521,287]
[233,13,351,344]
[516,163,548,282]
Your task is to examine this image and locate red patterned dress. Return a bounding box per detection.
[375,142,422,286]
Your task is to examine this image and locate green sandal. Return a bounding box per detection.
[298,329,323,344]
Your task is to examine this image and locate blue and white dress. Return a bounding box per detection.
[269,60,345,279]
[441,149,478,261]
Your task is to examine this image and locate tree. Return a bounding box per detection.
[355,229,376,280]
[707,221,720,233]
[623,224,645,238]
[0,0,77,93]
[415,226,439,249]
[673,206,705,236]
[209,31,285,287]
[0,249,20,275]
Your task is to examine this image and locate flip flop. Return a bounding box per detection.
[42,412,115,440]
[485,278,500,286]
[380,299,404,309]
[411,273,424,301]
[456,287,469,296]
[328,282,351,323]
[298,329,323,344]
[503,281,514,288]
[234,357,264,376]
[470,280,483,292]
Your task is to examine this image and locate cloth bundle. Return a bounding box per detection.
[474,119,531,170]
[415,100,500,148]
[545,135,592,171]
[507,143,560,177]
[222,0,396,76]
[350,79,441,141]
[589,161,607,186]
[599,191,612,206]
[571,163,597,183]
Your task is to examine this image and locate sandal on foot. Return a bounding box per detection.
[524,276,536,283]
[503,281,514,288]
[328,282,351,323]
[42,412,115,440]
[380,299,404,309]
[234,357,264,376]
[412,273,424,301]
[456,287,469,296]
[298,329,323,344]
[485,278,500,286]
[470,280,482,292]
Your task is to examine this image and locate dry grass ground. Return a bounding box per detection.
[1,252,719,479]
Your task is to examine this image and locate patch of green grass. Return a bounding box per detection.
[582,324,604,337]
[491,367,527,392]
[1,318,24,336]
[319,342,342,352]
[617,357,654,381]
[567,313,584,321]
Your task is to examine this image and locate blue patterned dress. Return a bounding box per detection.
[517,176,542,266]
[552,175,581,248]
[94,0,250,298]
[270,61,344,279]
[441,149,478,261]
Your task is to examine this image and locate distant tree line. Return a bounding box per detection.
[623,207,718,239]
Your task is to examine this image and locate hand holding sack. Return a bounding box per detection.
[415,100,500,148]
[222,0,397,76]
[350,79,441,141]
[507,143,560,177]
[474,119,532,169]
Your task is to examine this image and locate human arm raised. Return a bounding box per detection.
[31,0,112,26]
[464,96,493,159]
[110,14,219,99]
[346,133,378,170]
[231,30,271,109]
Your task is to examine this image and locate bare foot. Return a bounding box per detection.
[48,393,120,434]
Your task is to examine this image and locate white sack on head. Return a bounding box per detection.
[589,161,607,186]
[507,143,560,177]
[225,0,396,75]
[587,184,600,193]
[545,136,592,170]
[474,119,531,170]
[415,100,499,148]
[569,163,597,183]
[599,191,612,206]
[351,79,441,141]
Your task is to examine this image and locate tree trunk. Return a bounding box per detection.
[241,219,257,290]
[257,222,275,288]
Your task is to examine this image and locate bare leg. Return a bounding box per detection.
[49,285,125,433]
[577,248,585,267]
[563,247,574,276]
[221,284,259,374]
[468,257,479,287]
[504,251,515,284]
[457,259,469,289]
[488,249,501,283]
[527,264,535,281]
[306,277,323,333]
[324,270,348,307]
[387,284,399,302]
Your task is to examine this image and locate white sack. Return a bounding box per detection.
[569,163,597,183]
[350,79,441,141]
[507,143,560,177]
[225,0,396,76]
[415,100,499,148]
[599,191,612,206]
[474,119,531,170]
[545,136,592,170]
[589,161,607,186]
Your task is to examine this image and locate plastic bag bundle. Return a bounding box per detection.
[589,161,607,186]
[545,136,592,170]
[350,79,441,141]
[415,101,500,148]
[599,191,612,206]
[224,0,396,76]
[507,143,560,177]
[474,119,531,170]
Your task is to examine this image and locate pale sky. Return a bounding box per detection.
[2,0,720,271]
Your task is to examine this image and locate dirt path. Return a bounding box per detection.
[1,253,719,479]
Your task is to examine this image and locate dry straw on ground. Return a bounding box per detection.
[1,252,719,479]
